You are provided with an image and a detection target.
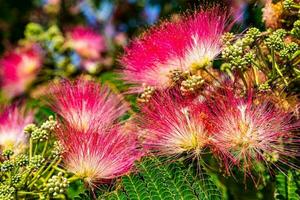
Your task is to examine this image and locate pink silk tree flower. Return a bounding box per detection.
[67,26,106,59]
[48,78,128,132]
[139,89,211,157]
[55,125,141,185]
[206,87,300,173]
[121,7,228,92]
[0,104,34,154]
[0,45,43,99]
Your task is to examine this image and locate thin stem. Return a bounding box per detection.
[291,50,300,61]
[42,157,61,177]
[44,168,55,183]
[252,66,259,87]
[68,175,81,183]
[255,42,269,68]
[53,166,67,173]
[41,140,48,157]
[239,69,248,90]
[29,138,33,160]
[225,68,234,81]
[29,157,61,188]
[17,191,41,196]
[271,48,288,86]
[203,68,221,84]
[292,4,300,9]
[28,164,47,188]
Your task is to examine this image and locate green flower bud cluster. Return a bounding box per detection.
[291,20,300,38]
[25,116,57,142]
[169,69,183,83]
[222,28,261,71]
[24,23,44,41]
[46,172,69,196]
[137,85,155,103]
[31,128,49,142]
[24,123,37,135]
[243,28,261,46]
[15,154,29,167]
[2,150,14,158]
[46,25,65,51]
[11,175,21,185]
[0,117,65,199]
[221,32,234,45]
[264,152,279,163]
[51,141,65,158]
[180,75,205,94]
[40,116,56,132]
[0,185,15,200]
[29,155,45,170]
[222,41,248,70]
[1,160,14,172]
[283,0,295,10]
[258,83,271,91]
[279,42,299,59]
[244,51,256,63]
[265,29,287,51]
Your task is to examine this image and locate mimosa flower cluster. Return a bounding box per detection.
[121,7,228,93]
[49,78,140,185]
[0,1,299,199]
[0,44,42,99]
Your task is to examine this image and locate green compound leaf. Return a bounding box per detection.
[275,170,300,200]
[102,157,222,200]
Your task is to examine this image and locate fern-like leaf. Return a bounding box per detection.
[122,175,151,200]
[275,171,300,200]
[100,157,223,200]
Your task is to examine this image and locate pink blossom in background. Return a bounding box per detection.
[0,45,43,98]
[55,125,141,185]
[0,104,33,154]
[121,7,228,92]
[139,89,211,157]
[206,86,300,173]
[67,26,106,60]
[46,0,60,5]
[48,78,128,132]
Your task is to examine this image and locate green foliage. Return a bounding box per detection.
[66,180,87,199]
[101,157,222,200]
[275,171,300,200]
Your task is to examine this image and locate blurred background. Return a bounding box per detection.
[0,0,265,54]
[0,0,267,104]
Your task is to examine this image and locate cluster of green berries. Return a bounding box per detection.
[221,28,261,71]
[29,155,45,170]
[180,75,204,95]
[24,116,57,142]
[25,23,64,51]
[283,0,296,10]
[2,150,14,158]
[24,23,77,73]
[1,160,14,172]
[279,42,299,59]
[15,154,29,167]
[46,172,69,196]
[291,20,300,38]
[169,69,183,83]
[265,29,287,51]
[51,141,65,158]
[138,84,155,103]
